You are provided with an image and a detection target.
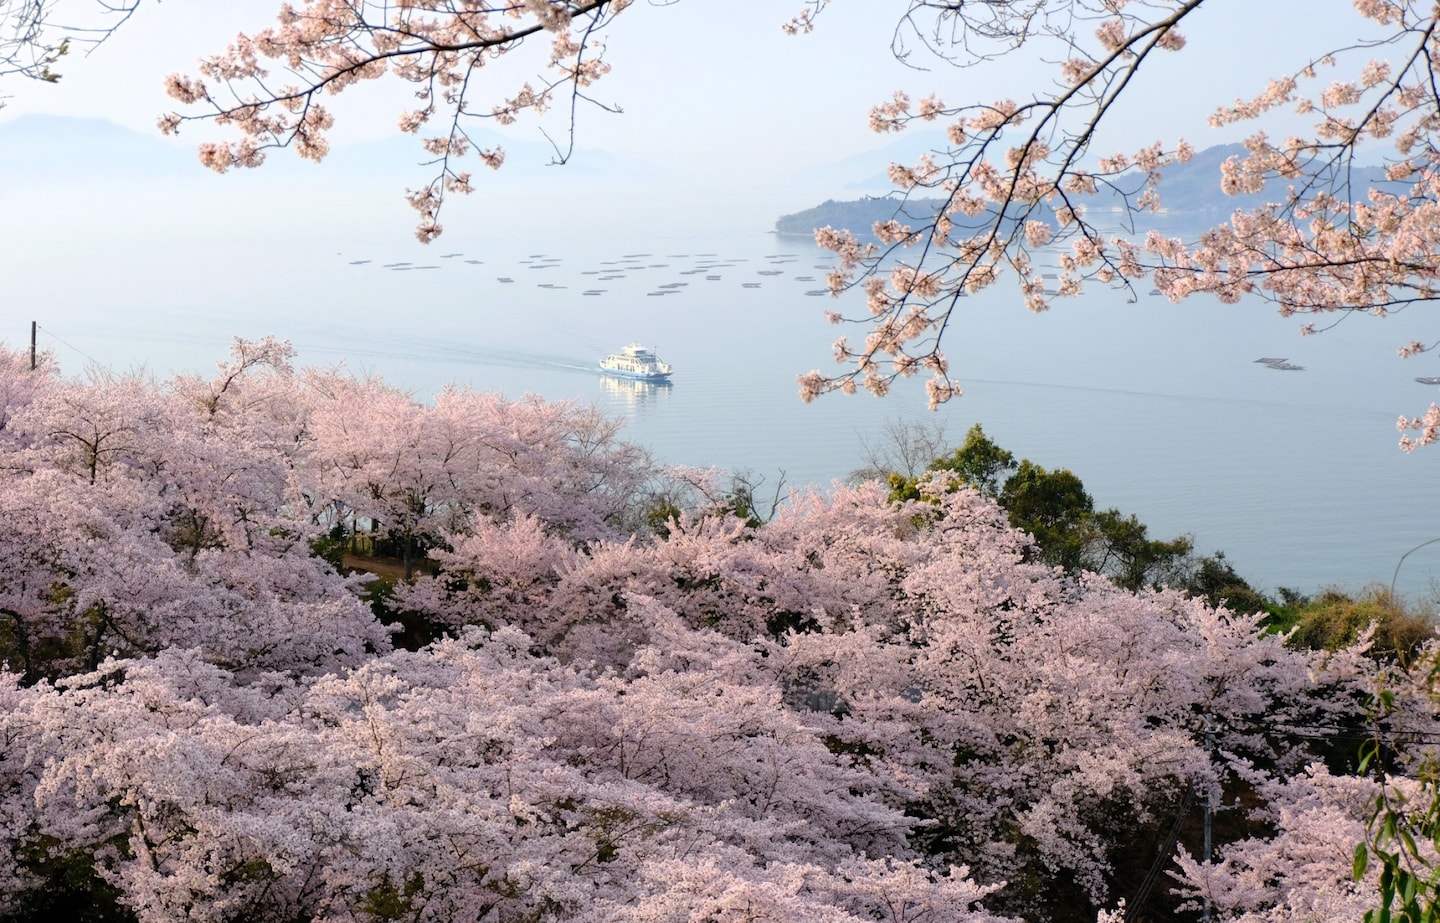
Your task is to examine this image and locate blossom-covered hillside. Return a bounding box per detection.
[0,340,1418,922]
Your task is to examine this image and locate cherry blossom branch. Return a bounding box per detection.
[0,0,141,91]
[803,0,1203,407]
[794,1,1440,454]
[159,0,629,241]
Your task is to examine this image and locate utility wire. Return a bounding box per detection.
[35,323,107,370]
[1127,784,1197,922]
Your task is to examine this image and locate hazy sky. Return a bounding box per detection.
[2,0,1376,186]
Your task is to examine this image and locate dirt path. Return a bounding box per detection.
[341,552,411,580]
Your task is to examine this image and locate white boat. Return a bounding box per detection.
[599,343,673,381]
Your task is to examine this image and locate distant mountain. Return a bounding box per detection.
[0,114,191,177]
[1140,143,1261,214]
[817,130,951,194]
[775,143,1397,238]
[0,113,658,186]
[333,129,656,183]
[774,196,947,239]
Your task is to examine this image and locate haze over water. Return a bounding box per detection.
[7,158,1437,603]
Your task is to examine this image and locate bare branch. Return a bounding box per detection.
[0,0,141,95]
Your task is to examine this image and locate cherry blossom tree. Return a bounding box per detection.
[440,388,653,542]
[0,342,390,682]
[301,373,654,581]
[751,481,1370,917]
[0,631,1011,923]
[1163,629,1440,923]
[0,335,665,682]
[15,367,166,486]
[163,337,313,558]
[392,472,1374,919]
[302,370,465,579]
[0,339,1408,920]
[0,343,50,449]
[1170,765,1391,922]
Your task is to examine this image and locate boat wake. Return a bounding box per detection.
[297,333,599,378]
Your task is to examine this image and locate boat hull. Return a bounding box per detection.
[598,365,673,382]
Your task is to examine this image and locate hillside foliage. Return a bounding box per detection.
[0,340,1431,922]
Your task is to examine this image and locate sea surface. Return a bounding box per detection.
[11,210,1440,602]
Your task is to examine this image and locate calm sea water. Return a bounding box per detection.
[9,183,1439,601]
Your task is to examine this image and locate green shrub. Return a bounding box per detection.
[1285,585,1436,660]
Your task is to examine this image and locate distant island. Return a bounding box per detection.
[775,196,948,240]
[775,143,1392,240]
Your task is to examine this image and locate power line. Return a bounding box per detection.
[34,323,107,370]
